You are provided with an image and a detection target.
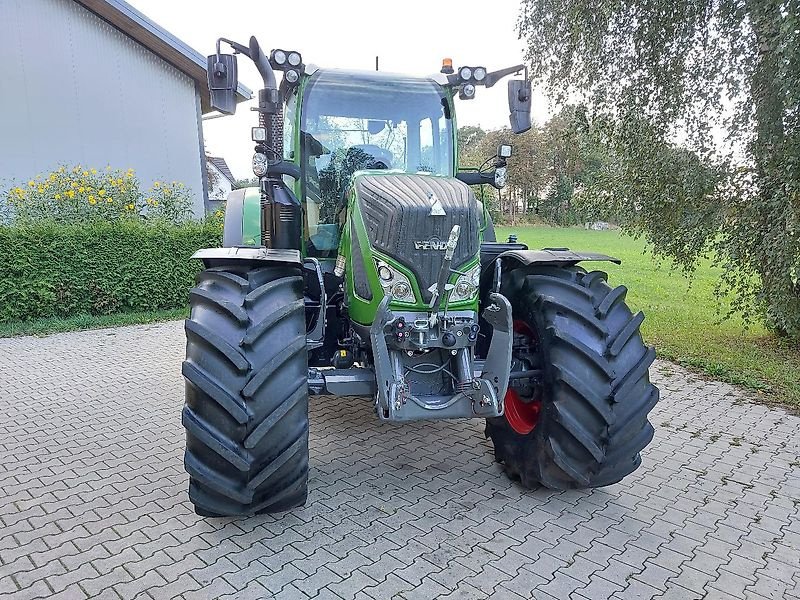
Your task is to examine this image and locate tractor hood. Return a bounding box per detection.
[353,172,481,304]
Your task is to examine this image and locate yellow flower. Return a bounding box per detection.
[28,180,35,187]
[126,203,135,210]
[82,171,88,176]
[78,186,85,193]
[14,187,23,196]
[106,197,113,203]
[88,196,96,204]
[98,189,106,196]
[153,181,161,188]
[55,194,62,200]
[58,166,65,173]
[66,190,75,199]
[71,181,78,188]
[152,200,159,206]
[91,168,97,175]
[37,186,44,193]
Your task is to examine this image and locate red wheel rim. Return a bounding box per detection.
[504,388,541,435]
[504,319,542,435]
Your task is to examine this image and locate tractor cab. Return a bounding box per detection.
[294,69,455,257]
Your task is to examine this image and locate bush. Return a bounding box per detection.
[0,220,221,323]
[3,165,194,225]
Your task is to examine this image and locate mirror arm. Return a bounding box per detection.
[216,37,276,90]
[217,37,249,57]
[485,64,526,88]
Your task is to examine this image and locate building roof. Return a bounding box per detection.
[207,156,237,186]
[73,0,252,113]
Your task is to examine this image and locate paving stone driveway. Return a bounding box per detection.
[0,321,798,600]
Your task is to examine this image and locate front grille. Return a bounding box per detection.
[355,174,480,302]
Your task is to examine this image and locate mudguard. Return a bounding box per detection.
[191,247,300,269]
[479,245,620,292]
[221,187,262,247]
[498,248,621,266]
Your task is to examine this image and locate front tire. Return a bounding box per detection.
[486,265,658,489]
[182,264,309,516]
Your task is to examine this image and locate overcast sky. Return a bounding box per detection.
[127,0,547,179]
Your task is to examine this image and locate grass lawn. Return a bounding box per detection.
[498,225,800,412]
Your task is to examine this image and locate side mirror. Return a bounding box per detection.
[508,79,532,134]
[207,53,238,115]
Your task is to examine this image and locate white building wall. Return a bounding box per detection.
[0,0,207,216]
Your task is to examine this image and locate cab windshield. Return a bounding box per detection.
[299,69,453,256]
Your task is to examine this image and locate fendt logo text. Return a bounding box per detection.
[414,238,449,251]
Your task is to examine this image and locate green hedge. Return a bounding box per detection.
[0,221,221,323]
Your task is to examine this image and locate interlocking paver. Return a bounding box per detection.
[0,320,798,599]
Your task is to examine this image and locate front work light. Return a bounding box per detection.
[251,127,266,142]
[272,49,287,65]
[287,51,302,66]
[459,83,476,99]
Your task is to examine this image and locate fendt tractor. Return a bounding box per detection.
[181,36,660,516]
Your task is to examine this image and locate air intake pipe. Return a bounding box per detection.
[248,36,301,251]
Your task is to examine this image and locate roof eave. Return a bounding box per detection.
[73,0,252,113]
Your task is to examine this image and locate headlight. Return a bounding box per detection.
[392,282,412,300]
[461,83,476,99]
[378,265,393,281]
[473,67,487,82]
[252,152,267,177]
[374,260,415,302]
[449,263,481,302]
[459,66,472,80]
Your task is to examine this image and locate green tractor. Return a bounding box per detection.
[182,36,659,516]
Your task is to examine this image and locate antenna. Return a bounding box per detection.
[375,56,379,71]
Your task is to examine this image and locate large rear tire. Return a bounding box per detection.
[485,265,658,489]
[182,263,309,516]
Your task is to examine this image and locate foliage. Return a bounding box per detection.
[457,106,608,226]
[234,177,259,189]
[499,226,800,410]
[0,220,221,323]
[518,0,800,336]
[2,166,194,225]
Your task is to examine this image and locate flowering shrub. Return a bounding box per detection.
[3,165,194,224]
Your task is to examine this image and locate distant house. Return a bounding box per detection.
[0,0,251,217]
[206,156,237,203]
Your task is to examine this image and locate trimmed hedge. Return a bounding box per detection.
[0,221,221,323]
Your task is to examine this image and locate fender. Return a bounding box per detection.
[497,247,620,267]
[191,247,300,269]
[221,187,262,247]
[479,243,620,291]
